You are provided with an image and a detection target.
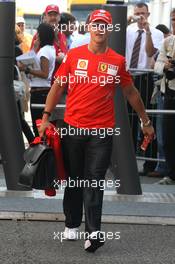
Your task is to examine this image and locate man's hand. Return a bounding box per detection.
[164,59,173,70]
[38,121,50,138]
[17,62,26,71]
[142,125,155,139]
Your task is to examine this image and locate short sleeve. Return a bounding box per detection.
[39,46,51,61]
[152,30,164,50]
[119,57,133,87]
[54,52,71,80]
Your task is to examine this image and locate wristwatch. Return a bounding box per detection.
[140,119,152,128]
[42,111,51,117]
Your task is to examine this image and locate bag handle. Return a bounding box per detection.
[14,65,22,81]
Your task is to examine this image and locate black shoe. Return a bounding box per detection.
[84,231,105,253]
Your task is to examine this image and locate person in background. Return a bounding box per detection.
[156,24,171,39]
[70,14,90,49]
[126,2,164,68]
[16,16,33,53]
[148,24,171,178]
[20,23,56,137]
[126,2,164,176]
[59,12,76,50]
[154,8,175,185]
[15,25,34,144]
[31,5,67,68]
[30,5,68,126]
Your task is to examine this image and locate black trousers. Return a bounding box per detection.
[163,91,175,180]
[17,100,34,144]
[62,126,112,235]
[30,89,49,137]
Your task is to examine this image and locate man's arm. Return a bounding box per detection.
[145,31,156,57]
[122,84,154,136]
[140,16,157,57]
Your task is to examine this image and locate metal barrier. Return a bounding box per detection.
[30,70,175,173]
[128,69,175,174]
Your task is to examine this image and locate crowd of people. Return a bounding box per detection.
[13,2,175,252]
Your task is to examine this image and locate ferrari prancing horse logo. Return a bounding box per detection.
[98,62,108,73]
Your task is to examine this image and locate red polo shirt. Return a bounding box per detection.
[55,44,133,128]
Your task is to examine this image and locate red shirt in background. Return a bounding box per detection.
[55,44,133,129]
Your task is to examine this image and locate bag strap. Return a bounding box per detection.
[14,65,22,81]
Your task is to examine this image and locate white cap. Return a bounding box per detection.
[16,16,25,24]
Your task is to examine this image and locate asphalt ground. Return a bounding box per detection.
[0,221,175,264]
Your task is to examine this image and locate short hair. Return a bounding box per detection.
[37,23,55,48]
[135,2,149,12]
[156,24,170,35]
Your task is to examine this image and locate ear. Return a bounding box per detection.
[147,12,150,17]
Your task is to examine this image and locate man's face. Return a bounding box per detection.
[45,11,60,27]
[134,6,150,20]
[17,22,25,33]
[89,20,110,44]
[171,12,175,31]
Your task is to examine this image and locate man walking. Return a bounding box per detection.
[39,9,154,252]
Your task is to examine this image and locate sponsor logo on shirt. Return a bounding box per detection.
[77,59,89,70]
[98,62,108,73]
[98,62,118,76]
[107,64,118,76]
[74,70,88,76]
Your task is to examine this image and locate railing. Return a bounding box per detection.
[128,69,175,175]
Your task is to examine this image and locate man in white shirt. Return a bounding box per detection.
[126,2,163,69]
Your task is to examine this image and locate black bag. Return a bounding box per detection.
[18,141,57,189]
